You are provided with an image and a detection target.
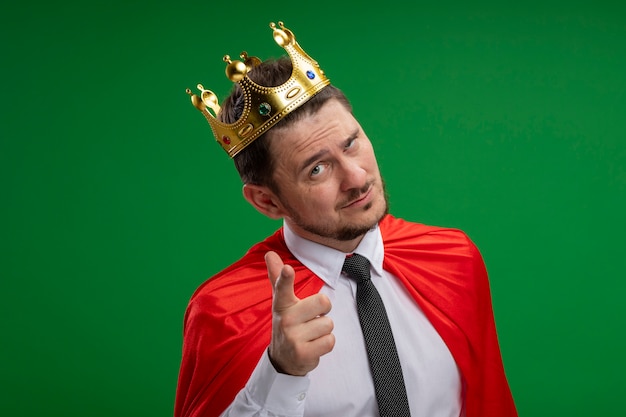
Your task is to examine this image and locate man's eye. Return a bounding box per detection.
[311,165,324,176]
[345,138,356,149]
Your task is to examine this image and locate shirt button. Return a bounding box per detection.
[297,392,306,401]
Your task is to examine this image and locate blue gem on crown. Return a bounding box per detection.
[306,70,315,80]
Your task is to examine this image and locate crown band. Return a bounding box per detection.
[186,21,330,158]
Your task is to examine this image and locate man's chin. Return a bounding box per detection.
[335,206,388,241]
[288,195,388,243]
[334,225,376,241]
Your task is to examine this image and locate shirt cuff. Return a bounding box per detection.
[244,350,311,416]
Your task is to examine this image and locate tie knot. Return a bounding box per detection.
[342,253,371,283]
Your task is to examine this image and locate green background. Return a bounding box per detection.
[2,1,625,416]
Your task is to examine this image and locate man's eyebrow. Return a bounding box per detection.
[298,128,360,173]
[299,149,329,173]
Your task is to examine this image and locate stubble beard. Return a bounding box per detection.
[282,178,389,242]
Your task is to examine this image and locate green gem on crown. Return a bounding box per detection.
[259,102,271,116]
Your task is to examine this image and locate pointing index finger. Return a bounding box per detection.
[265,251,299,311]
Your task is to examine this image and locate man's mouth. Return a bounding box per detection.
[342,185,373,209]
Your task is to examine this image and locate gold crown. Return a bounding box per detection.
[186,21,330,158]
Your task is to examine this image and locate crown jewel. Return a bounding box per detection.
[186,21,330,158]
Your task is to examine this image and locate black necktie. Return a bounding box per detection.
[342,253,411,417]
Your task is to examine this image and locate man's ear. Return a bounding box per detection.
[242,184,287,219]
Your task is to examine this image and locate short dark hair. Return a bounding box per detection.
[218,56,352,191]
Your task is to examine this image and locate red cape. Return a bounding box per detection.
[174,215,517,416]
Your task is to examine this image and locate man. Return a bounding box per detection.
[176,22,517,417]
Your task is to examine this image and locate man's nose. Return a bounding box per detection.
[340,159,367,192]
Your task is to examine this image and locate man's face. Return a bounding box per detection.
[268,98,388,251]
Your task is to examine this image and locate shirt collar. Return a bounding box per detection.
[283,220,385,288]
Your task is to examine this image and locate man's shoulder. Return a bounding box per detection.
[381,215,488,291]
[185,226,323,320]
[188,228,288,302]
[380,214,472,245]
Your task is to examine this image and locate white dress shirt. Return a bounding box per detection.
[222,221,465,417]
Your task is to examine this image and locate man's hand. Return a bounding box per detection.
[265,251,335,376]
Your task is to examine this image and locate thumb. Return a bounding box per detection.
[265,251,299,311]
